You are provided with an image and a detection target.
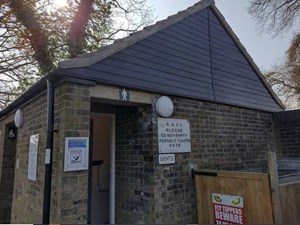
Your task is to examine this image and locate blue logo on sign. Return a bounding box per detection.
[68,140,86,148]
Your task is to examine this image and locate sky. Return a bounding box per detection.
[147,0,296,72]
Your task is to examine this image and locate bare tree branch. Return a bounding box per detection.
[264,33,300,109]
[248,0,300,36]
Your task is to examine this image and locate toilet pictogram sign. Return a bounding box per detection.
[120,88,130,101]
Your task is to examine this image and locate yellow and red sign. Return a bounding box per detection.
[212,193,245,224]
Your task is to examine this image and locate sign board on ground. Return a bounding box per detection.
[212,193,245,224]
[158,118,191,153]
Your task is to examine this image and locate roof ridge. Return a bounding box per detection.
[59,0,215,69]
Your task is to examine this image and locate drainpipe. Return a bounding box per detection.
[42,79,55,224]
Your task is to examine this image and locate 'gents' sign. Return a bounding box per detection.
[158,118,191,153]
[158,154,175,164]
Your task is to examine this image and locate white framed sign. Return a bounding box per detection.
[158,118,191,153]
[64,137,89,172]
[28,134,39,181]
[158,154,175,165]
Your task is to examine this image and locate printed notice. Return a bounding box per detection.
[64,137,89,172]
[158,118,191,153]
[212,193,245,224]
[28,134,39,181]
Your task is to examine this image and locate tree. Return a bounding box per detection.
[287,33,300,87]
[0,0,153,109]
[248,0,300,108]
[248,0,300,35]
[262,33,300,109]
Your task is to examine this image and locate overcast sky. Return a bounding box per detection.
[148,0,296,72]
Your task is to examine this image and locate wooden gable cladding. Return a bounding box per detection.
[62,2,284,112]
[65,8,214,102]
[208,10,282,112]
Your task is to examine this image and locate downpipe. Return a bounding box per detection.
[42,79,54,224]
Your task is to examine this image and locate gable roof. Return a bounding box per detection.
[0,0,284,119]
[59,0,214,69]
[59,0,284,112]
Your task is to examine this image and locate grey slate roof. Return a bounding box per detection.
[0,0,284,118]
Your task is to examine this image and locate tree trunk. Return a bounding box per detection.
[9,0,54,74]
[67,0,94,58]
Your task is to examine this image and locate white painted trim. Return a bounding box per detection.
[90,85,155,104]
[109,114,115,224]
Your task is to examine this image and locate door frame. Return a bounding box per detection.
[88,113,115,224]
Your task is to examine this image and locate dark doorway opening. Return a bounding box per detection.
[0,122,18,223]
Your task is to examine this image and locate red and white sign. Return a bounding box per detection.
[212,193,245,224]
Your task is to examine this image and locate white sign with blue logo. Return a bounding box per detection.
[64,137,89,172]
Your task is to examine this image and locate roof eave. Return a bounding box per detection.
[0,69,63,120]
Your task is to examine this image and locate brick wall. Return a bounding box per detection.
[0,82,90,224]
[0,83,283,224]
[53,83,90,223]
[10,93,47,223]
[274,109,300,158]
[113,97,275,224]
[151,98,275,224]
[115,105,156,224]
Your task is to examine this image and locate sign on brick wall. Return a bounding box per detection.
[158,153,176,164]
[64,137,89,172]
[28,134,39,181]
[158,118,191,153]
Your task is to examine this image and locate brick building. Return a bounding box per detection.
[0,0,298,224]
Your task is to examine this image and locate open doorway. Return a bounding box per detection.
[0,123,17,223]
[89,113,115,224]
